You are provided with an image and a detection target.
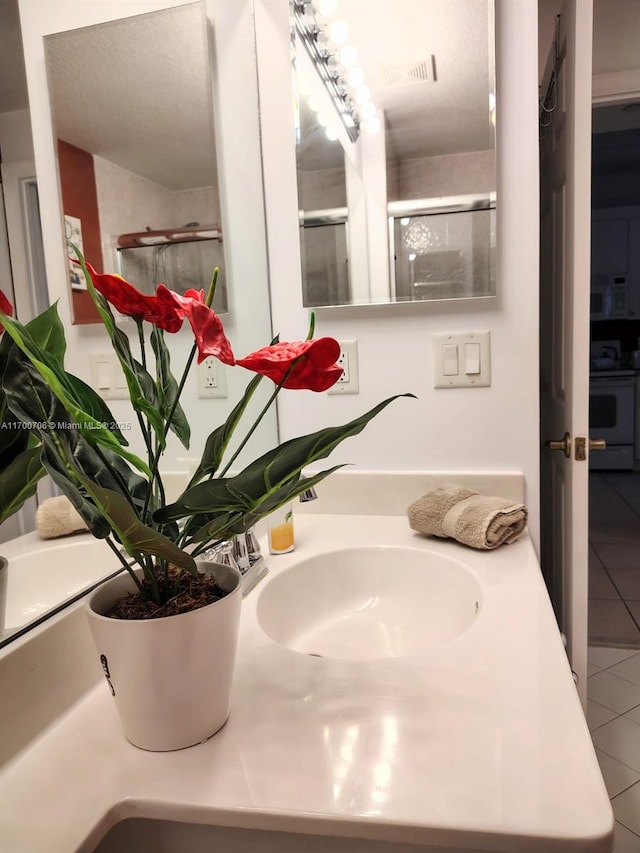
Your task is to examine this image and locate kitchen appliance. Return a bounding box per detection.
[590,274,628,320]
[590,339,621,371]
[589,369,636,470]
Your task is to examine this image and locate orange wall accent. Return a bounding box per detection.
[57,140,103,324]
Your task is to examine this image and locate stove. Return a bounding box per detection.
[589,366,636,470]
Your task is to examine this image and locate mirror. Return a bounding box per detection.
[44,2,228,324]
[294,0,496,307]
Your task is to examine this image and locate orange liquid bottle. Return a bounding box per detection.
[267,504,295,554]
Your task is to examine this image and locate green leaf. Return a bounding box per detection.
[0,313,150,476]
[74,476,196,573]
[187,466,345,544]
[150,326,190,449]
[188,373,262,487]
[0,445,45,526]
[41,445,111,538]
[24,303,67,364]
[157,394,414,537]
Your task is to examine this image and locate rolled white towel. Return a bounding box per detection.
[407,483,527,550]
[36,496,88,539]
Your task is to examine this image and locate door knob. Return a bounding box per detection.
[546,432,571,458]
[589,439,606,451]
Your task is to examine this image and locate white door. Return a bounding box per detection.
[539,0,593,708]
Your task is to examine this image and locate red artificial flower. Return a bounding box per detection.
[159,285,235,366]
[0,289,14,333]
[236,338,342,392]
[83,262,183,333]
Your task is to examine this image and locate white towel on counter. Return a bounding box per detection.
[36,496,88,539]
[407,483,528,550]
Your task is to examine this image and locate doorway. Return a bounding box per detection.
[588,101,640,648]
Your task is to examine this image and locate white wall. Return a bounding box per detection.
[17,0,277,474]
[255,0,541,548]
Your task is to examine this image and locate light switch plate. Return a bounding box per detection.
[90,353,129,399]
[432,331,491,388]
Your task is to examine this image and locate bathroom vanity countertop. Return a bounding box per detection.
[0,514,613,853]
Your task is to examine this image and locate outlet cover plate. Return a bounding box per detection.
[328,340,359,395]
[197,357,228,398]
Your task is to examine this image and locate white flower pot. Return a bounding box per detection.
[86,560,242,751]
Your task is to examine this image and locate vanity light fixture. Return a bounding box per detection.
[292,0,363,142]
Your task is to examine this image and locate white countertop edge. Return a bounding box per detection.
[0,514,613,853]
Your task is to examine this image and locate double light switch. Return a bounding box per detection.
[433,332,491,388]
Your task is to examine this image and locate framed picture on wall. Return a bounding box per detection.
[65,215,86,290]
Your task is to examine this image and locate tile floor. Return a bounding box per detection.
[587,645,640,850]
[589,471,640,647]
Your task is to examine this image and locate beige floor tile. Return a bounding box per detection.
[590,561,624,600]
[588,700,620,731]
[624,705,640,726]
[613,821,640,852]
[589,647,639,670]
[596,543,640,572]
[588,671,640,714]
[601,472,640,516]
[589,600,640,647]
[609,654,640,688]
[592,716,640,773]
[612,781,640,836]
[629,601,640,626]
[590,524,640,546]
[596,749,640,798]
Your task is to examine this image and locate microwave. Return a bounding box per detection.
[590,275,628,320]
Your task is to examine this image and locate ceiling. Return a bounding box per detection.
[0,0,28,114]
[44,5,217,191]
[298,0,494,172]
[1,0,640,183]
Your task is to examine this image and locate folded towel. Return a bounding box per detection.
[407,483,527,550]
[36,496,88,539]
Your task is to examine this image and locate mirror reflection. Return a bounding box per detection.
[294,0,496,307]
[44,2,227,324]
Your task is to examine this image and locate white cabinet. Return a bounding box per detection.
[628,218,640,319]
[636,375,640,462]
[591,218,628,276]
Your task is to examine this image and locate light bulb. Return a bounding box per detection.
[360,101,376,121]
[355,85,370,105]
[317,110,331,127]
[325,125,339,141]
[308,94,322,112]
[348,66,364,88]
[364,116,381,135]
[339,44,358,68]
[401,218,410,225]
[317,0,338,16]
[409,253,416,262]
[329,19,349,45]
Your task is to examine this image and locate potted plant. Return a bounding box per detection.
[0,253,412,750]
[0,292,46,639]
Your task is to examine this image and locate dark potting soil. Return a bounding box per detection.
[107,567,228,620]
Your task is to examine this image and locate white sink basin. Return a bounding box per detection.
[257,546,483,660]
[3,537,119,632]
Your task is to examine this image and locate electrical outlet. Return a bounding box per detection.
[197,357,228,398]
[328,340,359,395]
